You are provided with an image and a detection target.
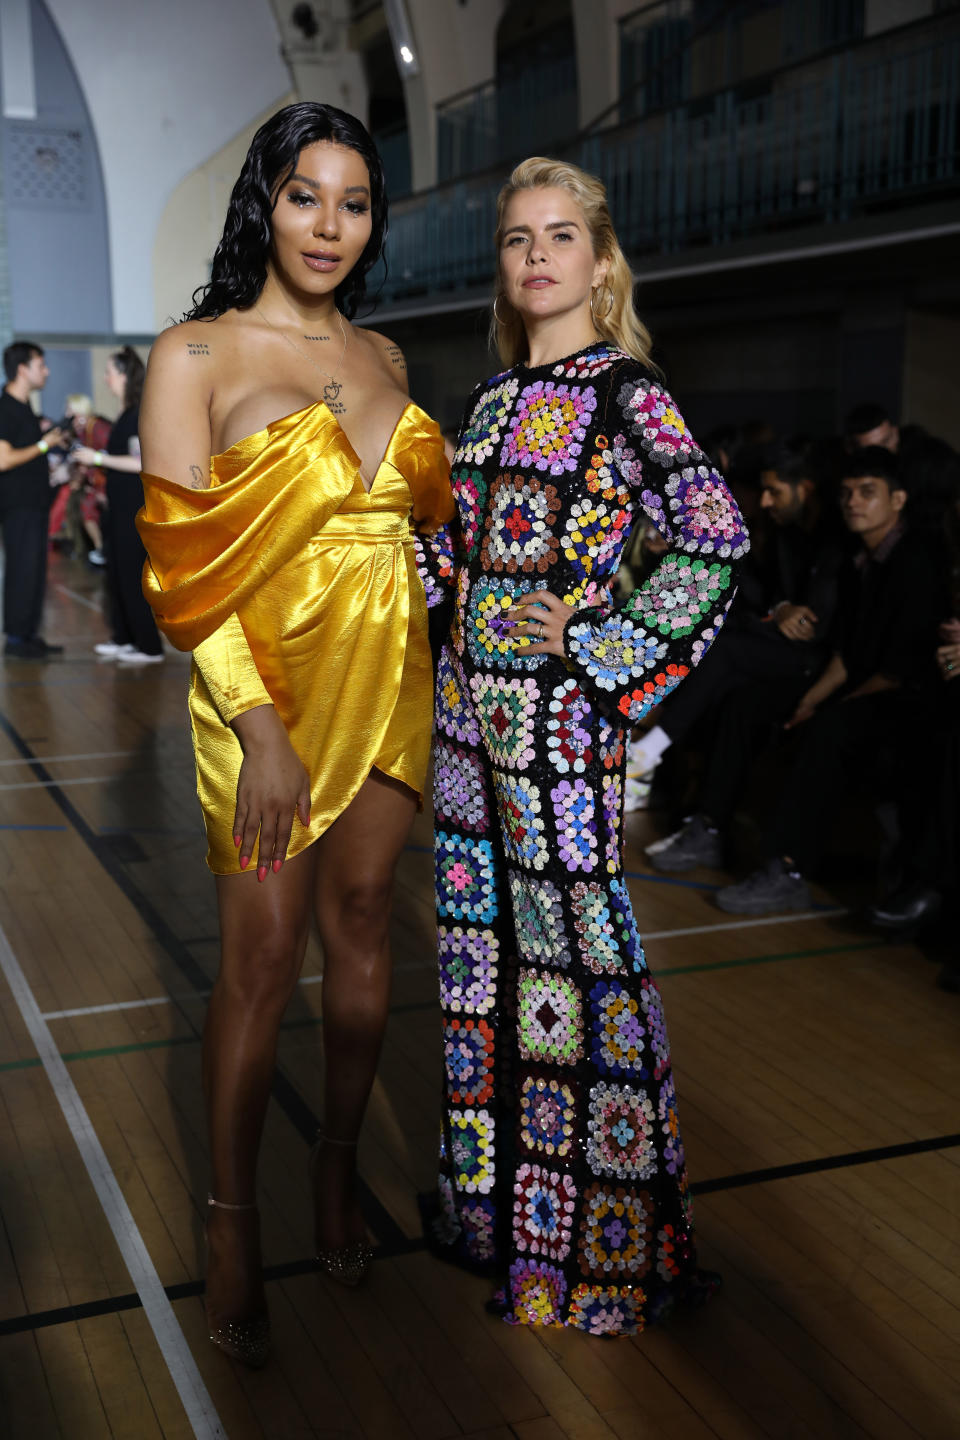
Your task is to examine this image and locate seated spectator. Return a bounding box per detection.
[844,400,936,470]
[844,402,901,453]
[866,461,960,991]
[633,439,844,836]
[712,447,948,915]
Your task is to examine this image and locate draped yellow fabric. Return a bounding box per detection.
[137,400,453,874]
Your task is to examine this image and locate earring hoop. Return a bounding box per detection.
[493,294,509,325]
[590,282,614,320]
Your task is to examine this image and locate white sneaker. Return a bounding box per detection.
[94,641,136,657]
[623,770,654,812]
[116,649,164,666]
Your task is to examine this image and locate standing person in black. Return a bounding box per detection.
[0,342,68,658]
[715,447,948,915]
[74,347,163,666]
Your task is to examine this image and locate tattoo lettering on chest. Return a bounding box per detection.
[186,343,210,357]
[303,334,331,342]
[189,464,206,489]
[327,399,346,416]
[386,344,406,371]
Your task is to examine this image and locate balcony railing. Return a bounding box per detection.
[378,24,959,307]
[436,54,578,184]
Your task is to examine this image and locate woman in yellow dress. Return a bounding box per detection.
[138,102,452,1366]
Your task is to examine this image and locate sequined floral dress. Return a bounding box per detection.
[415,342,749,1335]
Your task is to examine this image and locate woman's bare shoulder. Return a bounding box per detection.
[354,326,408,388]
[149,315,239,371]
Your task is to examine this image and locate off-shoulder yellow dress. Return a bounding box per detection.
[137,400,453,873]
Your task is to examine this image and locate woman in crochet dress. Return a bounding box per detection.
[416,157,749,1334]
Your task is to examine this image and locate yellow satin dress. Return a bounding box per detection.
[137,400,453,873]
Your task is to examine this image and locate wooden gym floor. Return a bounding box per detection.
[0,551,957,1440]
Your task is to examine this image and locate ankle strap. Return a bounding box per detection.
[207,1193,258,1211]
[315,1130,358,1148]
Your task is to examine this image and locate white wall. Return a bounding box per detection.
[45,0,291,334]
[572,0,647,130]
[152,96,295,333]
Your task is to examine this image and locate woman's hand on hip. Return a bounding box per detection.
[230,705,311,880]
[506,590,575,657]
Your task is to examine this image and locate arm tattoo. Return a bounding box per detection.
[186,342,209,357]
[189,464,205,489]
[386,344,406,370]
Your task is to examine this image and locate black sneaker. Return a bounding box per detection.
[4,637,47,659]
[715,858,812,915]
[34,638,64,655]
[646,815,722,872]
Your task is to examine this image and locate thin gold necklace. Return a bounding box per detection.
[256,303,348,405]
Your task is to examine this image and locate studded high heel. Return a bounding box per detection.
[309,1133,373,1287]
[204,1195,271,1367]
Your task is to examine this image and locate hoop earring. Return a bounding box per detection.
[590,282,614,320]
[493,294,509,325]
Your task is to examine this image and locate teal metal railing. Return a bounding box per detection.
[378,23,959,306]
[436,53,578,184]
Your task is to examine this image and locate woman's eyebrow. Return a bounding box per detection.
[502,220,581,236]
[287,174,370,198]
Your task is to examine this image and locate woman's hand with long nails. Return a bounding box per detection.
[230,706,311,880]
[506,590,575,657]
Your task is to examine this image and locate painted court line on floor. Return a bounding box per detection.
[0,919,226,1439]
[43,994,178,1021]
[0,749,134,768]
[0,774,117,793]
[642,909,847,940]
[54,583,102,612]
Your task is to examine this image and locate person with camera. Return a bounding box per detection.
[0,342,68,658]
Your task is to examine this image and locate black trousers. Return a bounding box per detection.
[1,506,49,640]
[103,490,162,655]
[699,673,810,827]
[659,624,819,745]
[766,691,916,875]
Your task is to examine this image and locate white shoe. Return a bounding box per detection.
[623,771,654,813]
[116,649,164,666]
[94,641,136,657]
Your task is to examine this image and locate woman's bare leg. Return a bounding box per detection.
[204,846,316,1321]
[311,769,417,1251]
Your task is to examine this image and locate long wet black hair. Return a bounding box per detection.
[185,102,387,322]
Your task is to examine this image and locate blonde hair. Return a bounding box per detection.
[65,393,92,416]
[490,156,656,372]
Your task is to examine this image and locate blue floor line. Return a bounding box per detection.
[0,823,67,832]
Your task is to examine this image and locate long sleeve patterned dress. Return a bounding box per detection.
[416,342,749,1335]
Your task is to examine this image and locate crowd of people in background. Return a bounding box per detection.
[0,339,162,666]
[626,402,959,992]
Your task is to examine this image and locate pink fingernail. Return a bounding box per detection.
[239,855,249,870]
[257,865,267,882]
[233,833,242,847]
[272,859,282,873]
